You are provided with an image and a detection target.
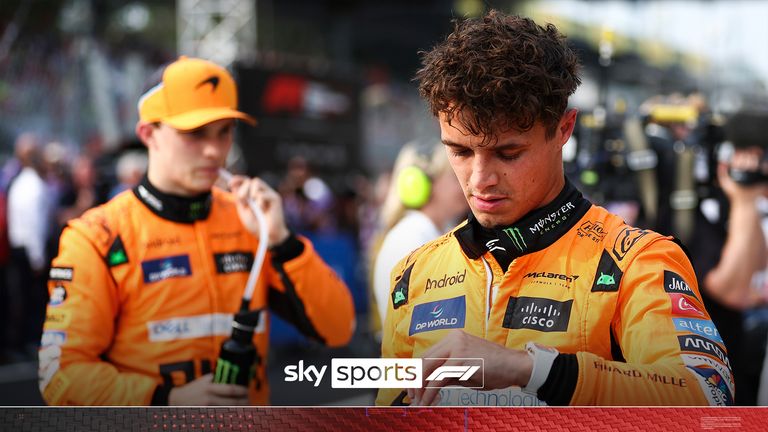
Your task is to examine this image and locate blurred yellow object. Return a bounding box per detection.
[649,105,698,124]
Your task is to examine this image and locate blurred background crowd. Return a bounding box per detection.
[3,0,768,405]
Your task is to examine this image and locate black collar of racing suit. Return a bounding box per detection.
[454,178,591,270]
[132,176,213,224]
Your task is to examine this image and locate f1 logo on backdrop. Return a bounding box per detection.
[286,358,484,389]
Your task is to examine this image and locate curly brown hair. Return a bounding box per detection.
[416,10,581,143]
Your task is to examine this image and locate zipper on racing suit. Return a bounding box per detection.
[481,256,493,338]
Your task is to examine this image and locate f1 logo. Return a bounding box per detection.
[424,358,484,389]
[425,365,480,382]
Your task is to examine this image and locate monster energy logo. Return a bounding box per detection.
[189,202,204,219]
[214,359,241,384]
[503,227,527,252]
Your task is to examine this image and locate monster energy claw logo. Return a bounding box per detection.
[503,227,527,252]
[215,359,252,384]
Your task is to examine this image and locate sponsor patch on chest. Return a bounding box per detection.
[214,251,254,274]
[141,255,192,283]
[409,296,466,336]
[502,296,572,332]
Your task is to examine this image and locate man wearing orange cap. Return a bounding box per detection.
[39,57,355,405]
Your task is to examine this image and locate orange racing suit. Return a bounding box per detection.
[376,180,733,406]
[40,177,355,405]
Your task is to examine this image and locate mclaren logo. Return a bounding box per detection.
[524,272,579,283]
[197,75,220,92]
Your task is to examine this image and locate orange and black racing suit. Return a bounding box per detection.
[377,180,733,406]
[40,177,355,405]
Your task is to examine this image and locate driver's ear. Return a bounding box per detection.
[136,122,160,151]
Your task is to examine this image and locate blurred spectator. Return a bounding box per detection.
[279,156,313,232]
[56,155,97,226]
[108,151,148,199]
[1,133,41,191]
[5,132,50,360]
[371,141,467,328]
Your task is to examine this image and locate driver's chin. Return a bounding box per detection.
[184,177,215,195]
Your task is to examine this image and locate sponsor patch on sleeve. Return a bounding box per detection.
[664,270,697,299]
[106,235,129,267]
[48,285,68,307]
[681,354,734,396]
[678,334,731,369]
[409,296,466,336]
[392,263,414,310]
[686,366,733,406]
[590,250,623,292]
[38,345,62,392]
[673,318,723,344]
[45,310,72,330]
[669,293,706,317]
[41,330,67,347]
[49,267,73,282]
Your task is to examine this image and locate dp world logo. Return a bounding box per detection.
[409,296,466,336]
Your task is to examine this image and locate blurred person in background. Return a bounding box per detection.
[5,132,50,361]
[640,104,768,404]
[55,155,97,225]
[371,141,467,328]
[703,146,768,405]
[39,56,354,406]
[108,151,148,199]
[699,111,768,405]
[379,10,731,407]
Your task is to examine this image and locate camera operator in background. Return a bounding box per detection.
[639,103,768,404]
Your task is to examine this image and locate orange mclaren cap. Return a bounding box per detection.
[138,56,256,130]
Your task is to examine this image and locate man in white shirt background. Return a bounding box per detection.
[5,133,50,361]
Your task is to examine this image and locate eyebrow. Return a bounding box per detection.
[441,139,528,151]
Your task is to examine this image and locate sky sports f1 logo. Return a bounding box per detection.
[284,358,483,389]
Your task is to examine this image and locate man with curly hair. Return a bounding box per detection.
[376,10,732,406]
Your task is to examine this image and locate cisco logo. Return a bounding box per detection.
[502,297,573,332]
